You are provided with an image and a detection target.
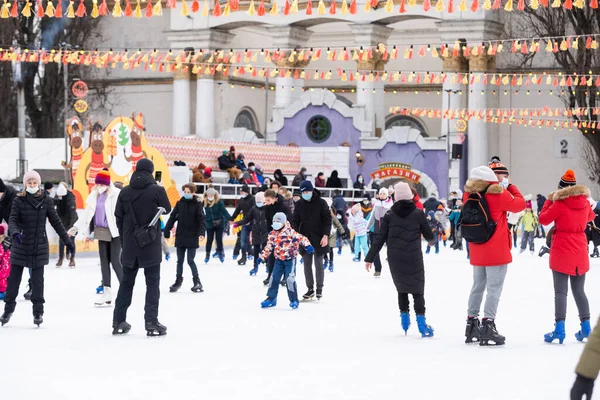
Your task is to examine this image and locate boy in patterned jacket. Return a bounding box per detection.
[259,212,314,309]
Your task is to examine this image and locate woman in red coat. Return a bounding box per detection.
[539,170,596,344]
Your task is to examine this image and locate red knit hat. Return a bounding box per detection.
[95,169,111,186]
[559,169,576,189]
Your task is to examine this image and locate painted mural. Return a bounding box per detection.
[72,113,180,209]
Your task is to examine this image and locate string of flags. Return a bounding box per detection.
[389,106,600,119]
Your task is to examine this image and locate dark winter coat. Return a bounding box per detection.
[265,194,291,227]
[115,170,172,268]
[274,169,288,186]
[423,197,441,214]
[291,172,305,187]
[332,194,346,214]
[291,189,332,255]
[326,171,343,188]
[218,154,235,170]
[56,191,78,230]
[9,191,70,268]
[0,185,16,226]
[164,196,206,248]
[204,200,231,230]
[537,194,547,214]
[365,200,435,294]
[231,194,255,220]
[239,206,269,245]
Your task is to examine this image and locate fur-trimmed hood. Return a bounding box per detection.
[464,179,503,195]
[549,184,590,202]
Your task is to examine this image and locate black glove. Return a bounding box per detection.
[342,232,350,240]
[12,233,22,246]
[571,374,594,400]
[66,242,76,255]
[163,230,170,239]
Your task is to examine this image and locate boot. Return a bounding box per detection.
[591,248,599,258]
[575,319,592,342]
[249,267,258,276]
[261,298,277,308]
[33,314,43,327]
[316,288,323,300]
[0,312,12,326]
[262,278,270,286]
[323,258,329,270]
[68,256,76,268]
[169,276,183,293]
[55,257,64,267]
[538,246,550,257]
[401,312,411,335]
[204,253,210,264]
[329,261,334,272]
[303,289,315,301]
[145,320,167,336]
[465,317,481,344]
[480,318,505,346]
[374,271,381,277]
[112,321,131,335]
[237,254,247,265]
[544,320,566,344]
[416,314,434,338]
[191,276,203,293]
[94,287,112,306]
[425,246,431,254]
[24,284,32,301]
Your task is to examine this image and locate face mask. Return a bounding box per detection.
[250,166,255,171]
[183,193,193,200]
[358,177,363,183]
[302,193,312,201]
[500,178,509,189]
[207,197,214,202]
[363,200,369,205]
[57,186,67,196]
[26,186,39,194]
[97,186,108,194]
[302,172,307,177]
[256,202,263,208]
[272,222,284,230]
[240,194,247,199]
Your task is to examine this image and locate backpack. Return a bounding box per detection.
[460,188,497,244]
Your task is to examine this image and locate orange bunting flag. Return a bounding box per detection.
[447,0,454,12]
[75,0,86,16]
[330,0,337,13]
[305,0,312,13]
[257,0,265,15]
[591,0,598,8]
[98,0,108,15]
[36,0,44,17]
[423,0,431,10]
[213,0,221,15]
[55,0,63,17]
[9,0,17,17]
[166,0,176,8]
[191,0,200,11]
[563,0,572,8]
[145,0,153,16]
[349,0,356,12]
[283,0,290,14]
[124,0,132,16]
[399,0,407,12]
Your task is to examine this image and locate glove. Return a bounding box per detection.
[571,375,594,400]
[165,253,171,261]
[306,245,315,254]
[66,242,75,255]
[232,223,238,229]
[163,230,170,239]
[342,232,350,240]
[12,233,22,246]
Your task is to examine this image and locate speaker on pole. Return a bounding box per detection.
[451,144,463,160]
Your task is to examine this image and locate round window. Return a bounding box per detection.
[306,115,332,143]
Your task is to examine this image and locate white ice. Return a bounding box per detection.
[3,238,598,400]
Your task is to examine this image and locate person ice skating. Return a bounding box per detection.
[230,184,254,265]
[159,217,171,261]
[112,159,171,336]
[0,171,74,327]
[292,180,332,301]
[164,183,206,293]
[203,187,231,264]
[349,204,369,263]
[323,199,346,273]
[263,189,291,285]
[423,193,441,214]
[79,169,124,306]
[571,315,600,399]
[448,201,463,250]
[234,192,269,276]
[259,212,314,309]
[365,188,394,276]
[425,211,443,255]
[462,166,525,346]
[365,182,437,337]
[539,170,595,344]
[435,204,448,246]
[54,182,78,268]
[0,223,10,300]
[518,203,538,255]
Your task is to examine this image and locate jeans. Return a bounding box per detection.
[240,225,251,256]
[354,234,369,259]
[398,293,425,314]
[427,239,439,252]
[58,236,76,258]
[205,226,224,255]
[467,265,508,320]
[113,262,161,324]
[520,231,535,251]
[4,265,44,315]
[266,259,298,302]
[552,270,590,321]
[98,237,124,288]
[302,252,324,290]
[176,247,199,278]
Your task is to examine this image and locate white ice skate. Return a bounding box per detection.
[94,287,112,307]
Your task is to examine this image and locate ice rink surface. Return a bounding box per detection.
[3,239,598,400]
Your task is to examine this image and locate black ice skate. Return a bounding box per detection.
[0,312,12,326]
[263,278,270,286]
[169,276,183,292]
[479,319,505,346]
[465,317,481,344]
[316,288,323,301]
[302,289,315,301]
[591,248,599,258]
[146,321,167,337]
[538,246,550,257]
[112,321,131,335]
[237,254,247,265]
[23,284,32,301]
[33,314,43,327]
[191,277,204,293]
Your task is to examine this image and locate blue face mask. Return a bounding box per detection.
[302,193,312,201]
[256,202,263,208]
[183,193,193,200]
[240,194,247,199]
[250,166,256,171]
[272,222,284,230]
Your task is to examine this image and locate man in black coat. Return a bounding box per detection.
[291,180,332,300]
[231,184,254,265]
[113,158,172,336]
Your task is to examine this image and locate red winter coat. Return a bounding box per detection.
[413,193,424,210]
[463,179,526,267]
[538,185,595,276]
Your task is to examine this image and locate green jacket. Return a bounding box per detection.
[204,201,231,229]
[576,316,600,379]
[519,211,538,232]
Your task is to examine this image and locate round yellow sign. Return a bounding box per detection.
[74,99,88,113]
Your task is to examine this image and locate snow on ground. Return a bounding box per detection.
[3,238,599,400]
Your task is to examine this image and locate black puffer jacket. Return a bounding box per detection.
[239,205,269,245]
[423,197,441,214]
[265,194,291,227]
[291,189,332,255]
[9,191,70,268]
[231,194,255,220]
[274,169,288,186]
[0,185,16,226]
[56,191,78,230]
[115,171,172,268]
[365,200,435,294]
[164,196,206,248]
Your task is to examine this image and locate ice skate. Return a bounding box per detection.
[145,321,167,337]
[352,257,360,262]
[33,314,43,327]
[69,256,76,268]
[112,321,131,335]
[435,248,439,254]
[204,253,210,264]
[237,254,247,265]
[94,287,112,306]
[425,246,431,254]
[247,255,253,261]
[480,319,505,346]
[262,278,270,286]
[290,300,299,309]
[302,289,315,301]
[169,277,183,293]
[329,262,334,272]
[323,259,329,270]
[465,317,481,344]
[530,251,534,256]
[212,251,219,258]
[591,248,599,258]
[55,257,64,267]
[249,267,258,276]
[219,252,225,263]
[96,284,104,294]
[261,298,277,308]
[575,320,591,342]
[401,312,410,335]
[538,246,550,257]
[316,288,323,301]
[416,314,434,338]
[374,271,381,277]
[191,277,203,293]
[233,253,238,260]
[544,320,566,344]
[23,285,32,301]
[0,312,12,326]
[519,248,525,254]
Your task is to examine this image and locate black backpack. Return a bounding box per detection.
[460,188,497,244]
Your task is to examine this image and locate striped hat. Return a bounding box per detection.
[488,156,509,176]
[558,169,576,189]
[95,169,111,186]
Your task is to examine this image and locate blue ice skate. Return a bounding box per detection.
[233,254,238,260]
[426,247,431,254]
[96,285,104,294]
[544,320,565,344]
[401,312,411,335]
[328,262,334,272]
[212,251,219,258]
[352,257,360,262]
[337,248,342,255]
[219,252,225,263]
[323,259,329,270]
[249,267,258,276]
[247,255,253,261]
[575,320,591,342]
[290,300,299,309]
[261,298,277,308]
[416,314,434,338]
[435,248,439,254]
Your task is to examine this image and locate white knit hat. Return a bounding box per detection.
[255,192,265,203]
[379,187,389,197]
[469,166,499,183]
[394,182,413,201]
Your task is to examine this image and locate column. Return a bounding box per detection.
[467,53,493,170]
[196,74,215,139]
[172,68,191,137]
[272,59,309,109]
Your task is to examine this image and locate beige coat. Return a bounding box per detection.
[576,316,600,379]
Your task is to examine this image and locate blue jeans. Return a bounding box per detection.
[241,225,251,255]
[266,259,298,302]
[354,234,369,258]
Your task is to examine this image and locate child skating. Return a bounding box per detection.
[518,202,538,255]
[350,204,369,263]
[259,213,314,309]
[426,211,444,254]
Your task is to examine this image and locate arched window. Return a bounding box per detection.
[234,108,259,133]
[306,115,332,143]
[385,115,428,137]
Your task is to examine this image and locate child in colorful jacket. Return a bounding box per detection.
[259,212,314,309]
[518,203,539,255]
[0,223,10,300]
[349,203,369,262]
[426,211,444,254]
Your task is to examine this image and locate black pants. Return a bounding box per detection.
[98,237,124,288]
[205,227,224,255]
[369,232,382,273]
[253,244,265,268]
[398,292,425,314]
[450,222,456,243]
[4,265,44,315]
[58,236,76,258]
[324,249,334,265]
[113,262,160,324]
[176,247,199,278]
[266,253,276,279]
